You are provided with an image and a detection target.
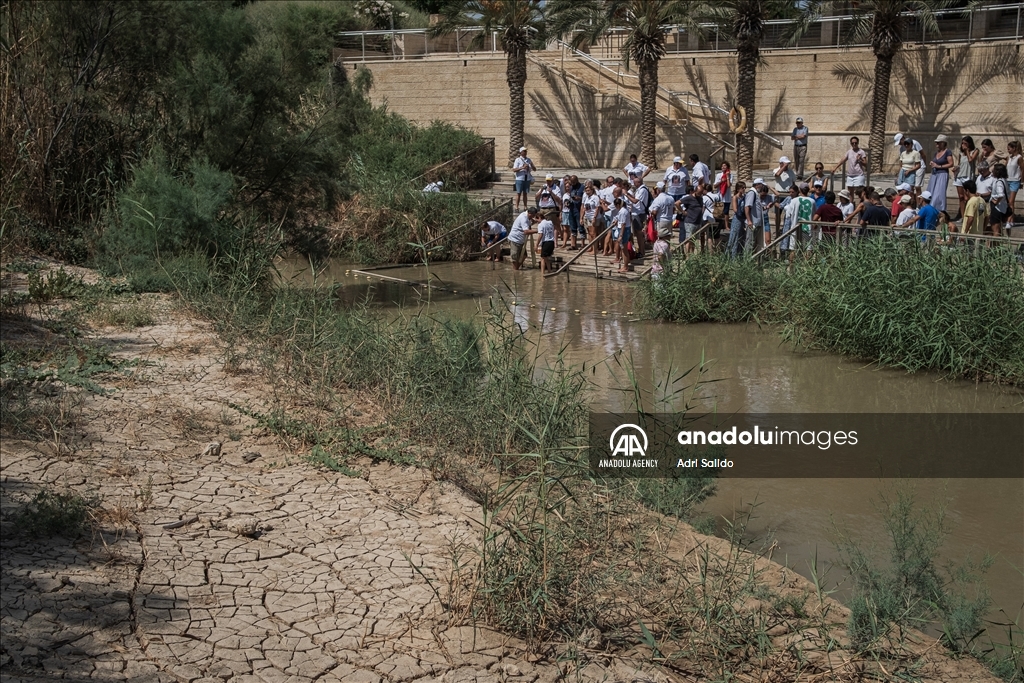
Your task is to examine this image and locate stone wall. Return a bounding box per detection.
[346,41,1024,173]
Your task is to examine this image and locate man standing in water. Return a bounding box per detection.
[507,206,540,270]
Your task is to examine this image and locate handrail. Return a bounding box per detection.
[421,200,512,248]
[544,225,613,277]
[335,4,1022,61]
[552,40,782,149]
[475,234,510,257]
[410,138,496,187]
[753,224,800,260]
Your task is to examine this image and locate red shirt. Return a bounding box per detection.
[815,203,844,233]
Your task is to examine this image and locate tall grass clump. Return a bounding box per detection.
[833,485,997,658]
[636,252,782,323]
[781,240,1024,384]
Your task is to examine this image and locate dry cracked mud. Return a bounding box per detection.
[0,274,1002,683]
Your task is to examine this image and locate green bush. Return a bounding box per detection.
[637,251,782,323]
[781,240,1024,383]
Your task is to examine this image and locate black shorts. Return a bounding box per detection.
[540,241,555,258]
[990,206,1007,225]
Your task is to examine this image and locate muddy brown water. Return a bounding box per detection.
[280,258,1023,634]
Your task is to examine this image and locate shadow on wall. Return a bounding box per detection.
[831,44,1024,143]
[526,65,687,168]
[680,63,788,167]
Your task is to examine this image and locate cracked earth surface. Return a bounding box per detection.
[1,296,677,683]
[0,279,1002,683]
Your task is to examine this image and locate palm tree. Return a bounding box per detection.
[432,1,545,166]
[804,0,953,175]
[692,0,795,181]
[547,0,696,169]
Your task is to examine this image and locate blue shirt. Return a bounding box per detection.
[918,204,939,231]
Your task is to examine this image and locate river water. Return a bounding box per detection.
[281,258,1023,629]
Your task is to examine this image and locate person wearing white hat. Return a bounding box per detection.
[663,156,689,201]
[895,192,920,229]
[512,147,536,211]
[535,175,563,237]
[896,135,924,190]
[791,117,809,179]
[648,181,679,244]
[837,189,855,224]
[773,155,796,233]
[926,134,954,213]
[916,189,940,234]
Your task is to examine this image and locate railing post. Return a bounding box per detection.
[968,12,973,44]
[456,28,460,55]
[425,31,429,57]
[361,33,366,61]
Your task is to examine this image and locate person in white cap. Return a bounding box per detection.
[832,136,868,191]
[512,146,536,211]
[926,134,954,213]
[535,175,563,239]
[423,180,444,193]
[663,156,689,201]
[917,189,940,233]
[624,153,650,182]
[895,193,919,229]
[773,155,796,233]
[791,117,809,179]
[891,183,912,221]
[896,135,923,189]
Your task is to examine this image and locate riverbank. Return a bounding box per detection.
[1,258,1015,682]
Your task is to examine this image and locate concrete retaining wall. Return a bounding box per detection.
[346,41,1024,174]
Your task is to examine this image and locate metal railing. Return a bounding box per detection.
[421,199,513,249]
[411,138,496,190]
[336,4,1021,62]
[544,225,613,278]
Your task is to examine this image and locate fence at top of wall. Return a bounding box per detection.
[336,3,1023,63]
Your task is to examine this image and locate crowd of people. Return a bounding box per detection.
[485,131,1021,275]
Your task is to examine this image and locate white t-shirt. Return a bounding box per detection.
[629,185,651,217]
[624,161,649,182]
[976,174,995,198]
[839,202,855,220]
[538,219,555,243]
[512,156,534,181]
[582,193,600,222]
[598,186,616,205]
[508,211,532,244]
[664,166,688,195]
[615,207,631,230]
[702,193,720,222]
[649,193,676,223]
[773,166,796,194]
[991,178,1009,213]
[896,207,917,226]
[713,171,733,203]
[1007,154,1021,182]
[482,221,505,236]
[537,184,561,209]
[691,161,712,187]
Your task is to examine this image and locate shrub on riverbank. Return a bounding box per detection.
[638,242,1024,385]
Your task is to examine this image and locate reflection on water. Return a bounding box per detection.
[279,257,1023,623]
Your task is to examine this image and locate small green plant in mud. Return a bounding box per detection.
[6,488,100,538]
[834,484,997,658]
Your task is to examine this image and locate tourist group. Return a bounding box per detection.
[475,122,1020,275]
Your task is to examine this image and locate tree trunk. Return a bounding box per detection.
[869,52,893,176]
[506,47,527,167]
[736,40,758,182]
[638,57,659,169]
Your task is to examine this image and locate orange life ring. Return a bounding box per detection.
[728,105,747,134]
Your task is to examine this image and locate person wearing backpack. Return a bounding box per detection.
[989,163,1011,237]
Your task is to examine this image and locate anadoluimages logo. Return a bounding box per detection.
[609,424,648,457]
